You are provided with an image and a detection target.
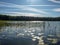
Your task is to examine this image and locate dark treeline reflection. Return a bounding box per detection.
[0,21,60,45]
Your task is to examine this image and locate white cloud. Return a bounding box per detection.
[0,2,54,6]
[48,0,60,3]
[0,1,48,14]
[23,5,55,6]
[53,8,60,12]
[3,12,45,17]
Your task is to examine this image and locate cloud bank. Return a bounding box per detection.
[3,12,45,17]
[49,0,60,3]
[0,1,48,14]
[53,8,60,12]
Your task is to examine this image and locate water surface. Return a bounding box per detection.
[0,21,60,45]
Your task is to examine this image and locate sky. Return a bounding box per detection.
[0,0,60,17]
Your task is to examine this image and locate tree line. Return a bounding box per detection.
[0,14,60,21]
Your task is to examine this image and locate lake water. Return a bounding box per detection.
[0,21,60,45]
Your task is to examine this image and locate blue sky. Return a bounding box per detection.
[0,0,60,17]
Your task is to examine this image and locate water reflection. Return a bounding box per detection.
[0,21,60,45]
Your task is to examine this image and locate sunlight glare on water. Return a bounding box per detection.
[0,21,60,45]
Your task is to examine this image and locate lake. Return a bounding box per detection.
[0,21,60,45]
